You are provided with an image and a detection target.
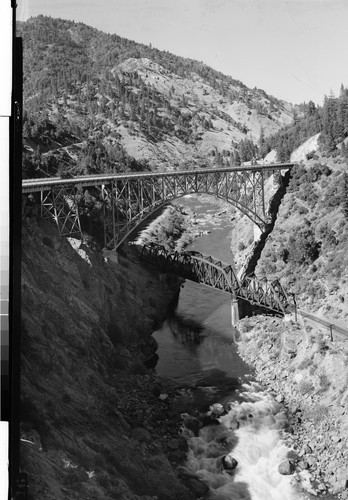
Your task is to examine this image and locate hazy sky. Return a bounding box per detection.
[17,0,348,105]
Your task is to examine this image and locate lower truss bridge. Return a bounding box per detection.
[140,243,289,318]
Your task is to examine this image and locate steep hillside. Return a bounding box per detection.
[254,153,348,324]
[20,211,200,500]
[18,15,293,177]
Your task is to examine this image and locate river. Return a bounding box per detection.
[151,195,304,500]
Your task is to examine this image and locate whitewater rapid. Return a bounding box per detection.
[182,383,302,500]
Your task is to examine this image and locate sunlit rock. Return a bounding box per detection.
[278,459,296,475]
[209,403,225,416]
[222,454,238,472]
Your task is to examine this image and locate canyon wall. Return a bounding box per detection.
[20,213,194,500]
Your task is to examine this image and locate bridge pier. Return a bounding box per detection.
[231,296,240,327]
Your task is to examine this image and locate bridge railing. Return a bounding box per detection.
[22,164,297,192]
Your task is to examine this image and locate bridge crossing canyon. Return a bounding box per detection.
[22,163,296,320]
[22,163,295,245]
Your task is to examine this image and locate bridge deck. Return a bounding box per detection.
[22,163,296,193]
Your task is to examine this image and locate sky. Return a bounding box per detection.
[17,0,348,105]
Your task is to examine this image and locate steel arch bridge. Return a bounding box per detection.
[22,163,295,248]
[140,243,289,315]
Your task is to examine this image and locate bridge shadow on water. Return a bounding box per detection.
[151,310,254,408]
[167,313,206,345]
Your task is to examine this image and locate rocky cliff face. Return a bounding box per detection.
[20,213,195,499]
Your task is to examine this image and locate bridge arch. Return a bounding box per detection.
[101,166,289,248]
[22,164,295,248]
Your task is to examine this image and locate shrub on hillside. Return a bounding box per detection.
[287,225,321,266]
[237,241,246,251]
[298,380,314,395]
[314,171,344,211]
[288,164,307,192]
[288,163,332,194]
[297,204,309,215]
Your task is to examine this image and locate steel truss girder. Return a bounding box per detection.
[40,187,81,237]
[141,243,288,314]
[30,165,289,245]
[102,169,271,247]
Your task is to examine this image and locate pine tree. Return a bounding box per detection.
[232,150,241,166]
[321,95,337,150]
[343,172,348,220]
[259,126,266,158]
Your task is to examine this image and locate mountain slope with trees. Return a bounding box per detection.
[261,87,348,162]
[18,15,293,178]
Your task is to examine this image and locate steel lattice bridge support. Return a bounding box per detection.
[140,243,289,315]
[39,186,81,236]
[22,163,295,248]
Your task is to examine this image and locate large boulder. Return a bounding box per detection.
[222,455,238,473]
[278,459,296,475]
[209,403,225,417]
[186,478,209,497]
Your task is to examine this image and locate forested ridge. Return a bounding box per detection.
[262,88,348,161]
[18,15,293,178]
[19,15,348,180]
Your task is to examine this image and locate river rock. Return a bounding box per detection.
[167,450,187,464]
[181,414,201,436]
[186,478,209,497]
[132,427,152,443]
[298,460,310,470]
[303,443,312,454]
[167,438,180,450]
[198,412,220,428]
[317,482,327,491]
[222,455,238,472]
[228,419,239,430]
[278,459,296,475]
[209,403,225,416]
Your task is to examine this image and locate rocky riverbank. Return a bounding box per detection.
[135,195,237,254]
[236,314,348,499]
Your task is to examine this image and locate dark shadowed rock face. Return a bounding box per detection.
[20,216,193,499]
[222,455,238,473]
